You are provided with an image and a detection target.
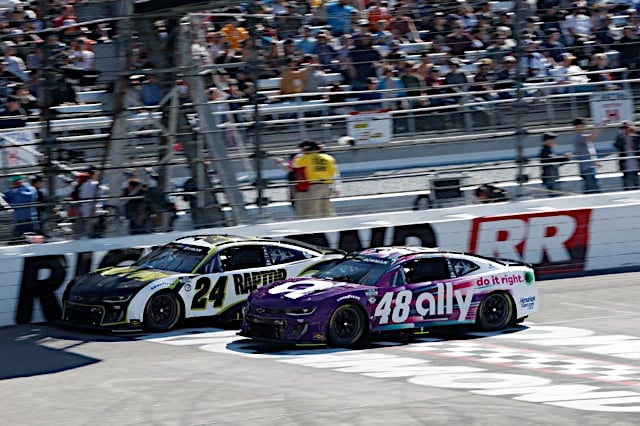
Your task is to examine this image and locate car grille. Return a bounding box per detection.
[63,303,104,326]
[245,316,286,340]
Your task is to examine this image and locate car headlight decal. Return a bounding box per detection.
[103,294,133,303]
[285,306,316,316]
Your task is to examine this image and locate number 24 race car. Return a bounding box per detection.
[241,246,538,346]
[60,234,345,332]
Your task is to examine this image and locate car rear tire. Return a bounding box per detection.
[476,292,513,331]
[327,304,366,347]
[144,292,181,332]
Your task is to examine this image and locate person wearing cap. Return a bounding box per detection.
[292,140,341,218]
[540,132,572,196]
[550,51,589,90]
[572,116,607,194]
[2,41,28,82]
[540,27,567,64]
[522,39,551,78]
[2,175,38,239]
[470,58,499,102]
[494,55,517,97]
[311,32,339,71]
[274,141,315,210]
[613,120,640,190]
[0,95,27,129]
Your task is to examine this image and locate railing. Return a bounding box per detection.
[1,151,635,244]
[1,67,639,243]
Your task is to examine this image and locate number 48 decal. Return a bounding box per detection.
[374,290,412,324]
[190,276,227,310]
[373,284,475,324]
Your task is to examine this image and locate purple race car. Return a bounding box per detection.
[240,246,538,346]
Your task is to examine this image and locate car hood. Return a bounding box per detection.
[68,266,184,295]
[251,277,372,306]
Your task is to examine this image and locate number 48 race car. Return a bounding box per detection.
[241,246,538,346]
[60,235,345,332]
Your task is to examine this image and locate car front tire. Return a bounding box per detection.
[144,292,181,332]
[327,304,366,347]
[476,292,513,331]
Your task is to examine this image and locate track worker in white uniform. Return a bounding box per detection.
[293,140,341,218]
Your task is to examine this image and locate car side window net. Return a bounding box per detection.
[404,258,450,283]
[220,246,266,271]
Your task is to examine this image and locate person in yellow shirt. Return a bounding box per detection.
[293,140,341,218]
[220,18,249,51]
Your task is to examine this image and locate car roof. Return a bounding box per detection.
[355,246,442,261]
[354,246,527,268]
[170,234,339,254]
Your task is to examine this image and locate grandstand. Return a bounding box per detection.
[1,0,640,243]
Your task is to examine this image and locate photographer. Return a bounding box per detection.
[474,183,508,203]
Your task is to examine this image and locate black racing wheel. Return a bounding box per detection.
[144,292,181,332]
[327,304,366,347]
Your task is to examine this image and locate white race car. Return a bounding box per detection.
[61,234,345,332]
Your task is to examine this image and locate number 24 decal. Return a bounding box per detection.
[190,276,227,309]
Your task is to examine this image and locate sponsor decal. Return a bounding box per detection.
[476,274,524,287]
[337,294,360,302]
[373,283,474,324]
[233,269,287,295]
[469,210,592,275]
[520,296,536,309]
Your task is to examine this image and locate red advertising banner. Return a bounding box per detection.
[469,210,592,275]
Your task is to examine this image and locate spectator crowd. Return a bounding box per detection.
[0,0,106,129]
[184,0,640,117]
[3,0,640,241]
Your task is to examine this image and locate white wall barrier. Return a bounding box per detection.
[2,191,640,328]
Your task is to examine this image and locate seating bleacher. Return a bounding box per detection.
[75,90,107,104]
[324,73,344,84]
[258,78,282,90]
[398,42,433,54]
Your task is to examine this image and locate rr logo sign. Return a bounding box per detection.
[469,210,592,275]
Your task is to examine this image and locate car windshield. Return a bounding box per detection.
[312,257,390,286]
[134,243,208,273]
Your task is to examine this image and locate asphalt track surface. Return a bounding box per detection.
[2,273,640,425]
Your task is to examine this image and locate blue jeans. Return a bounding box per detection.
[580,168,600,194]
